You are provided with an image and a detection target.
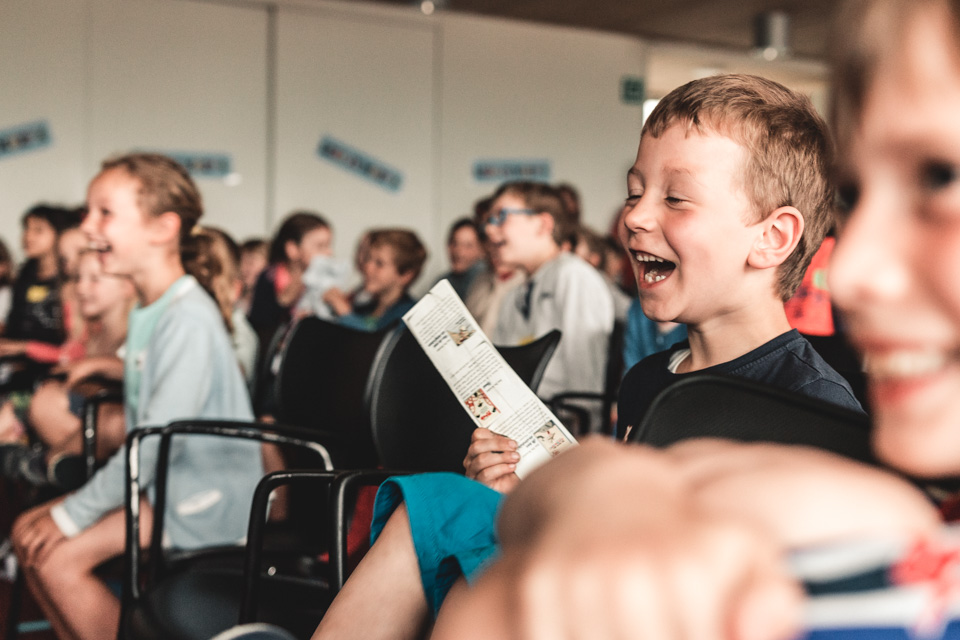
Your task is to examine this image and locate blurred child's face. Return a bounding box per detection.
[362,243,407,298]
[240,248,268,291]
[76,252,133,320]
[22,216,57,260]
[289,226,332,270]
[82,168,150,277]
[58,228,87,278]
[448,226,484,274]
[482,193,546,271]
[830,5,960,477]
[622,123,761,325]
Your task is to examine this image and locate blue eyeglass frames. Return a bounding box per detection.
[483,207,538,227]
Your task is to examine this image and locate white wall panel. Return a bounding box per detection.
[86,0,269,240]
[0,0,88,260]
[438,14,647,239]
[274,6,436,283]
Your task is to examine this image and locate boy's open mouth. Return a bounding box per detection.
[633,251,676,284]
[87,239,112,253]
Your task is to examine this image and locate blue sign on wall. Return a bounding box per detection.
[163,152,232,179]
[0,120,52,160]
[473,159,551,183]
[317,136,403,192]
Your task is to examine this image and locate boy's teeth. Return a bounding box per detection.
[635,253,665,263]
[863,350,947,379]
[644,271,668,283]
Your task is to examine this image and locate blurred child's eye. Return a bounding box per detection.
[835,182,859,217]
[665,196,684,205]
[623,193,642,206]
[921,161,958,191]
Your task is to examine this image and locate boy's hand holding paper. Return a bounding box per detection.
[402,279,576,478]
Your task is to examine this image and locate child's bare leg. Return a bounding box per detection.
[27,381,81,451]
[13,497,153,640]
[29,384,124,461]
[312,504,430,640]
[432,568,507,640]
[90,402,125,460]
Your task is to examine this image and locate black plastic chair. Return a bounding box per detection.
[274,316,390,468]
[366,326,561,473]
[119,421,335,640]
[549,319,625,436]
[627,373,875,464]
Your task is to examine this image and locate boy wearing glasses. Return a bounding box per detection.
[483,181,615,436]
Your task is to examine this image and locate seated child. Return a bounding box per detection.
[247,211,332,344]
[237,237,268,316]
[433,2,960,637]
[0,248,134,486]
[486,181,615,411]
[312,73,861,640]
[434,218,486,300]
[324,228,426,332]
[11,154,263,640]
[0,205,77,349]
[185,227,260,387]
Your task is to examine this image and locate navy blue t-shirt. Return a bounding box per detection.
[615,329,864,440]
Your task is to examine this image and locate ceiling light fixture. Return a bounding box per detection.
[754,11,790,61]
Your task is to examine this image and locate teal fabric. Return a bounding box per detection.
[371,473,504,617]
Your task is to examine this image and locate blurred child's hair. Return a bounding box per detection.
[472,195,494,243]
[555,182,582,224]
[0,238,13,287]
[575,226,609,271]
[240,238,268,259]
[368,228,427,284]
[490,182,574,249]
[21,204,80,236]
[181,227,238,333]
[268,211,331,265]
[99,153,203,243]
[447,218,479,245]
[643,74,833,301]
[831,0,955,148]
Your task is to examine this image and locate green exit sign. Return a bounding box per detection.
[621,76,645,105]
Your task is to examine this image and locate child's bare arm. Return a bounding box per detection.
[62,356,124,388]
[322,287,352,316]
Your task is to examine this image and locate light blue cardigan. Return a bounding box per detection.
[54,276,263,550]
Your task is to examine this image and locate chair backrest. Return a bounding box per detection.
[629,374,875,464]
[274,316,390,467]
[365,326,561,472]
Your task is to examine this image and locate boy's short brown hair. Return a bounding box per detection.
[368,228,427,284]
[491,181,575,248]
[643,74,833,301]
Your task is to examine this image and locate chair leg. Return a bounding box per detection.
[6,567,23,640]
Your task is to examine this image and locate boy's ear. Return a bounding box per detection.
[149,211,182,246]
[537,211,556,240]
[397,268,416,289]
[747,206,803,270]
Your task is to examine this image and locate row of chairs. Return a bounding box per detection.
[111,317,562,640]
[4,316,881,639]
